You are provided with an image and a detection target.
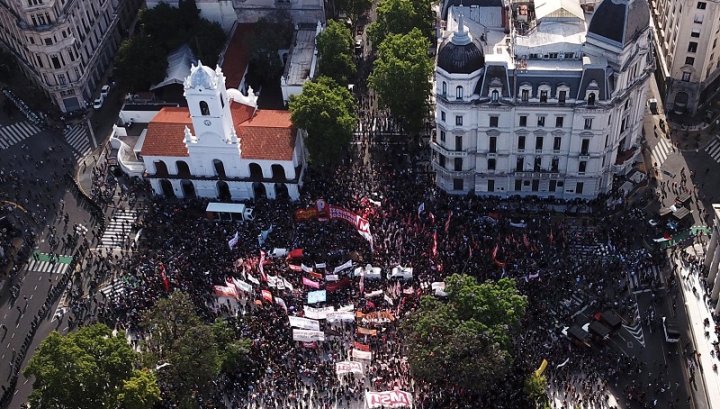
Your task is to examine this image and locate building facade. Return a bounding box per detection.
[432,0,654,199]
[0,0,141,112]
[704,204,720,313]
[650,0,720,115]
[138,62,306,201]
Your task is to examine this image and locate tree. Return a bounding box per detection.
[115,35,169,92]
[401,275,527,396]
[247,11,294,86]
[24,324,156,409]
[524,372,549,408]
[289,76,357,166]
[142,291,221,408]
[317,20,356,85]
[190,19,226,67]
[335,0,371,25]
[369,28,432,135]
[140,3,187,52]
[368,0,433,46]
[117,370,162,409]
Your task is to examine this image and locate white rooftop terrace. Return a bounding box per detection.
[284,27,317,86]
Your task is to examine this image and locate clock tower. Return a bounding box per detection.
[183,61,238,146]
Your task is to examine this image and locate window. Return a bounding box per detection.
[487,179,495,192]
[581,139,590,155]
[519,115,527,127]
[489,137,497,153]
[489,116,499,127]
[692,28,701,38]
[694,13,704,23]
[682,72,692,81]
[564,53,574,59]
[537,116,545,127]
[454,158,463,171]
[555,116,564,128]
[518,135,525,151]
[549,53,558,59]
[521,89,529,102]
[534,157,542,171]
[686,57,695,65]
[491,90,499,102]
[553,136,561,151]
[51,56,61,69]
[57,74,66,85]
[532,179,539,191]
[584,118,593,130]
[698,1,707,9]
[453,178,464,191]
[515,179,522,191]
[540,90,548,103]
[441,111,446,122]
[588,93,596,106]
[455,116,463,126]
[604,134,609,148]
[455,135,462,151]
[688,42,698,52]
[456,86,463,99]
[578,161,587,173]
[551,157,559,172]
[488,158,496,170]
[621,118,627,133]
[535,136,544,151]
[440,130,446,142]
[558,90,566,104]
[44,37,52,45]
[442,81,447,97]
[576,182,584,194]
[439,155,446,167]
[200,101,210,116]
[516,157,524,171]
[549,180,557,192]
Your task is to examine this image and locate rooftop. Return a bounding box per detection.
[283,25,318,86]
[220,23,254,89]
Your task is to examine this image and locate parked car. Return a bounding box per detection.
[100,85,111,98]
[663,317,680,343]
[93,96,104,109]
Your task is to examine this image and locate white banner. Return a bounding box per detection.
[270,248,288,258]
[388,266,413,280]
[227,232,239,250]
[338,303,355,312]
[267,275,279,288]
[304,305,335,320]
[233,278,253,293]
[364,290,383,298]
[247,275,260,286]
[352,348,372,361]
[354,265,382,279]
[315,262,327,269]
[307,290,327,304]
[333,260,353,274]
[283,278,294,291]
[292,329,325,342]
[301,263,314,273]
[431,281,447,297]
[365,391,412,408]
[336,361,364,376]
[288,316,320,331]
[326,311,355,322]
[325,274,339,281]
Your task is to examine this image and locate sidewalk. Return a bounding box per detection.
[675,245,720,409]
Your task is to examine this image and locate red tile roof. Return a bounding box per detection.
[141,103,296,161]
[141,108,193,157]
[221,23,254,89]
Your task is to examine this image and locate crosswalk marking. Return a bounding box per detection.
[629,265,662,290]
[650,137,673,166]
[97,209,138,250]
[0,121,41,149]
[98,281,126,303]
[63,124,92,162]
[705,136,720,164]
[25,259,71,274]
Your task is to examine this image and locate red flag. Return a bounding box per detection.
[259,251,267,282]
[432,231,438,258]
[327,277,351,292]
[158,263,170,292]
[287,248,304,260]
[262,290,273,302]
[444,210,453,234]
[353,341,370,352]
[288,264,302,272]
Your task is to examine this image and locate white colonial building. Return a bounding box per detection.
[432,0,654,199]
[136,61,306,201]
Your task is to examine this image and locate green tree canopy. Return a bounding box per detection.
[368,0,433,45]
[369,28,432,135]
[289,76,357,166]
[189,19,226,67]
[335,0,372,23]
[117,370,162,409]
[247,11,294,86]
[401,275,527,396]
[317,20,356,85]
[24,324,157,409]
[115,35,169,92]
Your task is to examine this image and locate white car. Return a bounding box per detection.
[93,96,104,109]
[100,85,110,98]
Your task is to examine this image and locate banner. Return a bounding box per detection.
[354,265,382,279]
[304,305,335,320]
[258,225,273,247]
[267,275,279,288]
[333,260,353,274]
[302,277,320,289]
[325,274,339,282]
[292,329,325,342]
[233,278,253,293]
[287,248,304,260]
[283,278,294,291]
[261,290,273,302]
[431,281,447,297]
[303,341,318,349]
[294,208,318,221]
[301,263,314,273]
[338,303,354,312]
[307,290,327,304]
[275,297,288,313]
[307,271,324,280]
[364,290,383,298]
[214,285,238,300]
[353,341,370,352]
[358,310,395,324]
[315,262,327,269]
[326,277,351,293]
[326,311,355,322]
[247,275,260,286]
[228,232,239,250]
[389,266,413,280]
[336,361,364,376]
[357,327,378,336]
[288,316,320,331]
[365,391,412,409]
[352,348,372,361]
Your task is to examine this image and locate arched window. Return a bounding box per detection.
[213,159,226,179]
[587,93,596,106]
[249,163,263,180]
[271,164,286,181]
[442,82,447,97]
[176,161,191,178]
[491,90,499,102]
[199,101,210,116]
[153,160,168,177]
[456,86,463,100]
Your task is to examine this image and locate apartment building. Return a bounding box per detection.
[651,0,720,115]
[0,0,141,112]
[432,0,654,199]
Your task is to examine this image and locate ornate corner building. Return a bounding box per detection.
[0,0,141,112]
[432,0,654,199]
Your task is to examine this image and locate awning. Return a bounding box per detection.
[658,207,673,218]
[676,192,691,204]
[672,207,691,220]
[567,326,590,341]
[206,202,247,214]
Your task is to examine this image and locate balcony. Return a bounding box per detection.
[431,162,475,177]
[146,164,305,184]
[514,171,560,180]
[430,140,468,157]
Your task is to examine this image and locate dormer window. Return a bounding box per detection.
[456,86,463,100]
[521,89,529,102]
[588,93,596,106]
[200,101,210,116]
[540,90,548,103]
[491,90,499,102]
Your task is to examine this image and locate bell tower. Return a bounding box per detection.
[183,61,238,146]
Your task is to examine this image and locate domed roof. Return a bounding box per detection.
[437,14,485,74]
[184,61,218,90]
[587,0,650,47]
